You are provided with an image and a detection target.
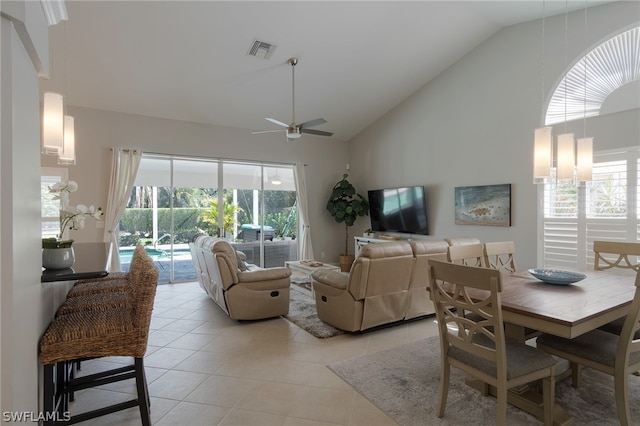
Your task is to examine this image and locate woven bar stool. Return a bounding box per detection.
[40,247,158,425]
[66,246,142,298]
[65,275,128,298]
[55,291,131,316]
[56,246,149,316]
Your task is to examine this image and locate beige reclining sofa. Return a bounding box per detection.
[311,239,451,332]
[189,235,291,320]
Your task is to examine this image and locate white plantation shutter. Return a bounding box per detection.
[540,147,639,270]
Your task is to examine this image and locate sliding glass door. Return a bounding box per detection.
[119,155,297,283]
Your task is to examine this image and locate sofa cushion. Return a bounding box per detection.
[410,239,449,255]
[359,241,413,259]
[445,237,481,246]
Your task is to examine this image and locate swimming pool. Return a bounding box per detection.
[119,247,192,263]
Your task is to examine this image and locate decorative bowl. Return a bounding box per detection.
[528,268,587,286]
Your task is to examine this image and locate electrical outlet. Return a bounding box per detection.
[96,221,105,229]
[320,251,325,259]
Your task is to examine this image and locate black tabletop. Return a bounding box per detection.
[41,242,112,283]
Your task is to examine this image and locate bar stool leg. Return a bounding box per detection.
[43,364,55,426]
[134,358,151,426]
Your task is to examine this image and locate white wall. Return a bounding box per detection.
[40,107,351,263]
[1,0,71,416]
[347,1,640,270]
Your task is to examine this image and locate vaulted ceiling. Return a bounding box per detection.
[41,1,616,142]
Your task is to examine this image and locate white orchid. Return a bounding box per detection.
[44,180,103,248]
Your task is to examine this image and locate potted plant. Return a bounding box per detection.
[326,174,369,272]
[42,180,103,269]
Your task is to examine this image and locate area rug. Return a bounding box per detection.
[284,287,345,339]
[328,336,640,426]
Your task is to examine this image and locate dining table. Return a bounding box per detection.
[500,269,637,342]
[462,268,638,425]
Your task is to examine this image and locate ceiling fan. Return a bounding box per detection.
[252,57,333,141]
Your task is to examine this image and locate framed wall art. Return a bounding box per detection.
[454,184,511,226]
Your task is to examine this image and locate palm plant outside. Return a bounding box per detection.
[200,199,243,236]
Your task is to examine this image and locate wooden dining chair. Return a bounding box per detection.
[447,243,485,267]
[427,259,555,426]
[536,270,640,426]
[593,241,640,337]
[594,240,640,273]
[482,241,540,340]
[484,241,517,272]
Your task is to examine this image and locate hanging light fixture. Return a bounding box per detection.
[42,92,64,155]
[576,0,593,184]
[533,0,593,185]
[271,168,282,185]
[58,115,76,165]
[533,1,552,184]
[58,20,76,165]
[43,17,77,164]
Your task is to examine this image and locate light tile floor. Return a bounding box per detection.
[72,281,440,425]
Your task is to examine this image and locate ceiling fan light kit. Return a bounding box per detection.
[252,57,333,141]
[287,127,302,139]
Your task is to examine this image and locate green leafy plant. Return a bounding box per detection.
[199,199,243,236]
[326,174,369,255]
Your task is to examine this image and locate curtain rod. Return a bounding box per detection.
[109,148,140,153]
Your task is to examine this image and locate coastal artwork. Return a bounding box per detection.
[454,184,511,226]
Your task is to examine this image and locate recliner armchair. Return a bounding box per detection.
[311,241,416,331]
[190,236,291,320]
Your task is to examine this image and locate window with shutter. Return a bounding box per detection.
[540,147,639,270]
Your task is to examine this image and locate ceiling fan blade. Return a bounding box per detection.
[251,129,285,135]
[265,117,289,128]
[301,128,334,137]
[299,118,327,129]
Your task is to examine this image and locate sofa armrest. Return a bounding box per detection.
[311,270,348,291]
[237,267,292,283]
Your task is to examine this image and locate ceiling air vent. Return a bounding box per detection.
[247,39,277,59]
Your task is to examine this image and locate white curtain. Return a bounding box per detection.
[294,163,314,260]
[103,148,142,271]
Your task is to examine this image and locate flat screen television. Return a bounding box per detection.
[368,186,429,235]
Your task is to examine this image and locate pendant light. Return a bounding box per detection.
[576,0,593,184]
[58,115,76,165]
[533,0,593,185]
[555,0,575,184]
[58,21,76,165]
[271,168,282,185]
[533,0,552,184]
[42,92,64,155]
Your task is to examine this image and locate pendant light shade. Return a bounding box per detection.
[271,173,282,185]
[533,127,553,182]
[576,137,593,182]
[556,133,575,181]
[42,92,64,155]
[58,115,76,165]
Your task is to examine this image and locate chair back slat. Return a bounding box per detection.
[447,244,485,267]
[594,240,640,272]
[484,241,517,272]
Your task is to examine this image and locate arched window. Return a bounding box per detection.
[539,27,640,271]
[545,27,640,125]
